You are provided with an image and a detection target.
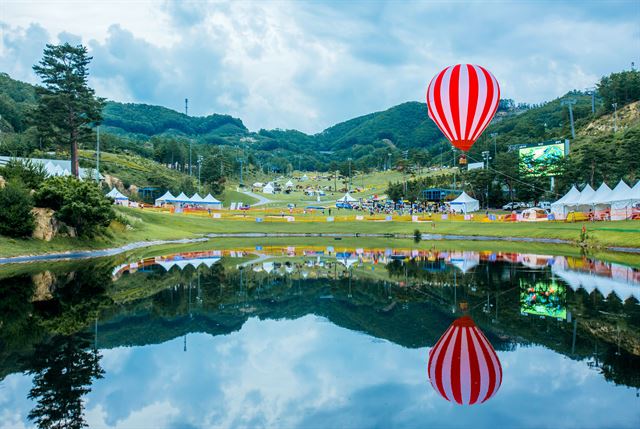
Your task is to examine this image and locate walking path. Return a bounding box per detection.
[240,190,273,206]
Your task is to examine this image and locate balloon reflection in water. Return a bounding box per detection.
[428,316,502,405]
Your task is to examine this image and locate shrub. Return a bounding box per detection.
[35,177,115,236]
[0,181,35,237]
[0,159,46,190]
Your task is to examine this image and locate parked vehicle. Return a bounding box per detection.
[502,202,526,210]
[336,202,353,209]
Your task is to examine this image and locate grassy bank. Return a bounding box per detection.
[0,206,639,259]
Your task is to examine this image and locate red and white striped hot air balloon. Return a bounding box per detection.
[426,64,500,152]
[428,316,502,405]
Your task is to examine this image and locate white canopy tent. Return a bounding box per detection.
[154,191,175,206]
[574,184,596,212]
[106,188,129,206]
[337,193,357,203]
[285,180,294,188]
[585,182,612,206]
[203,194,222,208]
[550,186,581,219]
[449,191,479,213]
[190,193,205,204]
[263,183,275,194]
[606,180,633,220]
[173,192,191,203]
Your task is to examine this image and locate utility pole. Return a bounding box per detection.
[586,88,596,114]
[95,125,100,182]
[490,132,498,160]
[185,98,192,176]
[561,98,577,139]
[482,151,491,209]
[197,155,203,192]
[237,158,244,186]
[612,103,618,132]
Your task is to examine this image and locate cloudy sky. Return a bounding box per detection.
[1,1,638,133]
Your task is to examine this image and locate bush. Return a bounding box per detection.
[0,159,46,190]
[35,177,115,236]
[0,181,35,237]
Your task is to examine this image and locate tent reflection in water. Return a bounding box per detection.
[428,316,502,405]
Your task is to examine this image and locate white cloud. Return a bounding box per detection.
[0,0,638,133]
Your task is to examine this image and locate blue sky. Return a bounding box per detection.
[1,0,638,133]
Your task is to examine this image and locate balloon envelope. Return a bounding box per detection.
[426,64,500,152]
[428,316,502,405]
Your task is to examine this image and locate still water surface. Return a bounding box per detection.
[1,244,639,428]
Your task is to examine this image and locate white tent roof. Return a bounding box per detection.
[551,185,580,206]
[552,267,640,302]
[575,184,596,206]
[174,192,191,203]
[451,191,478,204]
[285,180,294,187]
[264,182,274,190]
[606,180,632,203]
[106,188,128,200]
[203,194,221,204]
[337,193,357,202]
[583,183,612,205]
[253,182,264,187]
[632,180,640,200]
[190,193,204,203]
[155,191,175,202]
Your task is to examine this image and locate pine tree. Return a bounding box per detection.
[32,43,104,177]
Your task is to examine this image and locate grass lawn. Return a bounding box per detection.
[1,206,639,260]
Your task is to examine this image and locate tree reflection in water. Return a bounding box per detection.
[27,333,103,429]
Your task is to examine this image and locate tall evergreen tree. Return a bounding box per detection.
[32,43,104,177]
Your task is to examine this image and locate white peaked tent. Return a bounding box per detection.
[154,191,175,206]
[574,184,596,212]
[607,180,633,220]
[449,191,479,213]
[263,182,275,194]
[337,193,357,203]
[550,185,581,219]
[106,188,128,200]
[203,194,222,208]
[190,193,205,204]
[106,188,129,206]
[285,180,294,188]
[585,182,612,207]
[174,192,191,203]
[449,251,480,273]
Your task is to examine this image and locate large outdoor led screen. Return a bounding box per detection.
[520,279,567,319]
[519,141,566,176]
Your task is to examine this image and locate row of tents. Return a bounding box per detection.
[336,191,480,213]
[551,180,640,220]
[154,191,222,208]
[105,189,223,208]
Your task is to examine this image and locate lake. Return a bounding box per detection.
[1,242,639,428]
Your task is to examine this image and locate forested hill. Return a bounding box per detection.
[102,102,248,140]
[1,70,638,177]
